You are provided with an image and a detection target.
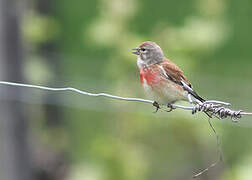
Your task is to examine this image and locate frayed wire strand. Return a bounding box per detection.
[193,118,223,178]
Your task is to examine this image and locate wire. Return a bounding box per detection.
[0,80,251,121]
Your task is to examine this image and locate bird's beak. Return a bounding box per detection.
[132,48,140,55]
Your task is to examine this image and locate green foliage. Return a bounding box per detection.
[23,0,252,179]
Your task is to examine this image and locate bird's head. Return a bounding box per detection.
[132,41,164,67]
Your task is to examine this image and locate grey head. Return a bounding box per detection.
[132,41,164,68]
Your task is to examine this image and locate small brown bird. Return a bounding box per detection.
[132,41,204,110]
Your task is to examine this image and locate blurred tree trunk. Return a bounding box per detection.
[0,0,31,180]
[37,0,63,127]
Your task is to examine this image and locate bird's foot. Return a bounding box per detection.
[152,101,160,113]
[166,103,176,112]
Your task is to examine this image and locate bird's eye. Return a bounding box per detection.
[141,48,146,52]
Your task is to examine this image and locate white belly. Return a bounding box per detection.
[142,78,187,105]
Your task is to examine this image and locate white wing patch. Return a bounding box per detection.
[159,65,169,79]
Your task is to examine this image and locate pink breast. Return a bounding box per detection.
[139,67,159,85]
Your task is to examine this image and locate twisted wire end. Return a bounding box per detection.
[192,102,243,121]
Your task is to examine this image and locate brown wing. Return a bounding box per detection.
[160,58,191,86]
[157,58,205,102]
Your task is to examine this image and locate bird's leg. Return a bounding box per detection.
[152,101,160,113]
[166,101,176,112]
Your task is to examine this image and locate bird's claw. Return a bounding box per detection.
[152,101,160,113]
[166,103,175,112]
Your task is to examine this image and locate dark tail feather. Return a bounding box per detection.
[190,90,205,102]
[180,80,205,102]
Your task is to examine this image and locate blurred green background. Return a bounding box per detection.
[2,0,252,179]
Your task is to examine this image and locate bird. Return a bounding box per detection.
[132,41,205,112]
